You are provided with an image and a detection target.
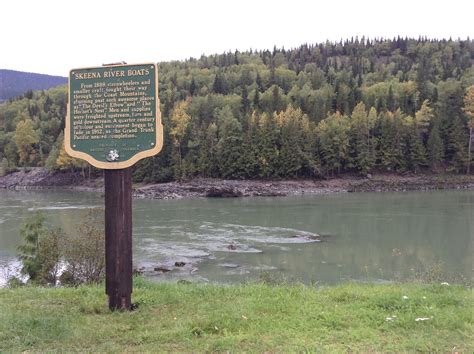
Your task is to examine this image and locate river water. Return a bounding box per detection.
[0,189,472,285]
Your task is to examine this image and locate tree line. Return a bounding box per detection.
[0,37,473,181]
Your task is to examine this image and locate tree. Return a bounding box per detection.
[317,112,350,176]
[260,85,286,113]
[216,106,245,178]
[427,120,444,170]
[387,85,396,112]
[17,212,46,282]
[55,133,88,175]
[241,85,250,116]
[446,117,468,172]
[403,116,426,172]
[437,79,467,171]
[45,145,60,171]
[256,72,264,91]
[17,212,61,285]
[56,143,75,171]
[349,102,375,173]
[253,89,260,110]
[0,157,9,176]
[198,122,219,177]
[463,85,474,174]
[274,106,307,177]
[272,85,284,112]
[254,111,279,178]
[212,72,226,94]
[414,100,433,137]
[169,99,191,179]
[190,77,197,96]
[15,118,38,166]
[378,110,406,171]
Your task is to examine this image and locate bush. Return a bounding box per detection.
[0,157,9,176]
[17,213,62,285]
[61,209,105,285]
[16,209,105,286]
[6,276,24,288]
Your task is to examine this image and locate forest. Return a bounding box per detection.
[0,37,473,182]
[0,69,66,103]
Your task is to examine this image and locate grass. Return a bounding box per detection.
[0,278,472,351]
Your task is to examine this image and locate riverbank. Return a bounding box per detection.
[0,280,471,351]
[0,168,473,199]
[134,173,474,199]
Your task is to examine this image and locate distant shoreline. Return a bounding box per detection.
[0,167,472,199]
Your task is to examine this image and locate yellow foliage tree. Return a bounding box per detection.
[463,85,474,174]
[56,143,75,171]
[169,99,191,178]
[15,118,39,166]
[414,100,434,135]
[56,135,88,175]
[170,99,191,146]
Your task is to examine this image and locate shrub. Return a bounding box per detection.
[16,209,105,286]
[61,209,105,285]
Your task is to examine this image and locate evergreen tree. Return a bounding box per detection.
[403,116,427,172]
[378,110,406,171]
[437,79,465,163]
[17,212,60,285]
[447,115,468,172]
[253,89,260,111]
[348,102,375,173]
[256,72,264,91]
[427,119,444,170]
[274,106,308,177]
[241,85,250,115]
[255,111,279,178]
[198,122,219,177]
[271,85,284,112]
[17,212,45,281]
[212,72,226,94]
[189,77,197,96]
[387,85,396,112]
[216,106,245,178]
[317,112,350,176]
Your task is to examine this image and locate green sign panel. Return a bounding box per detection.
[65,63,163,169]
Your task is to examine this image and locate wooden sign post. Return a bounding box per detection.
[65,63,163,310]
[104,168,132,310]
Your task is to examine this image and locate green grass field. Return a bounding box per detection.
[0,279,472,351]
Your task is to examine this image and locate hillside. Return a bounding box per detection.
[0,69,66,103]
[0,38,473,182]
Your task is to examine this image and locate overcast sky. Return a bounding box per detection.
[1,0,472,76]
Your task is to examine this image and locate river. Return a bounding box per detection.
[0,189,472,285]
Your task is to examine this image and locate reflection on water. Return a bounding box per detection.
[0,189,472,285]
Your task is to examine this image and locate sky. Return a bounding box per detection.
[1,0,472,77]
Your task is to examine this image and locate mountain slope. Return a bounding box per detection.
[0,69,67,102]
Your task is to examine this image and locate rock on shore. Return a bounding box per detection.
[0,168,100,192]
[132,175,474,199]
[0,167,473,199]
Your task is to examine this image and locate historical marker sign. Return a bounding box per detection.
[65,63,163,169]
